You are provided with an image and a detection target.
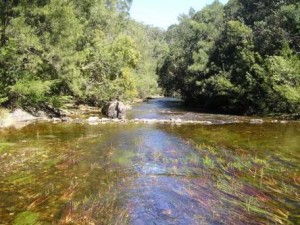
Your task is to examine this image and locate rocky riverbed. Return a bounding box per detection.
[0,97,297,130]
[0,108,293,131]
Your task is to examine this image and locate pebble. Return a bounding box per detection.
[87,116,100,122]
[280,120,288,124]
[175,118,182,123]
[52,118,62,123]
[250,119,264,124]
[101,118,111,122]
[61,117,72,122]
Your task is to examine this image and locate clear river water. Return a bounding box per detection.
[0,98,299,224]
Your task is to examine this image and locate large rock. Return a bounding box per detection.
[102,100,126,119]
[11,109,36,122]
[0,109,37,129]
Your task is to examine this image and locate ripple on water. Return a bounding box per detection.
[0,98,299,224]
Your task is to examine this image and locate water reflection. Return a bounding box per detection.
[128,97,184,119]
[128,98,251,124]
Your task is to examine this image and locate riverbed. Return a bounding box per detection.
[0,98,299,224]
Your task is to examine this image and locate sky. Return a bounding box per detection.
[130,0,228,29]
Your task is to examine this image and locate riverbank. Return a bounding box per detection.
[0,108,296,131]
[0,97,164,130]
[1,97,299,130]
[0,108,41,130]
[0,105,101,130]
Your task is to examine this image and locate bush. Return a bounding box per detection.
[10,78,53,107]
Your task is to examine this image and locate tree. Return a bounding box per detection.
[0,0,164,109]
[158,1,224,99]
[158,0,300,114]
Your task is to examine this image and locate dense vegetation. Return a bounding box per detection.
[1,0,299,116]
[158,0,300,115]
[0,0,165,110]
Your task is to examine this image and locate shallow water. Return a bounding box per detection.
[0,98,299,224]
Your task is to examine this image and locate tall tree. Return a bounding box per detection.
[0,0,164,109]
[158,0,300,114]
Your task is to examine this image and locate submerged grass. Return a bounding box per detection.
[13,211,39,225]
[60,192,130,224]
[0,122,299,224]
[112,150,136,166]
[0,142,15,153]
[8,173,35,185]
[185,140,300,225]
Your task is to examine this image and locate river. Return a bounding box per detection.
[0,98,299,224]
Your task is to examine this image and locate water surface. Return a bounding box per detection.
[0,98,299,224]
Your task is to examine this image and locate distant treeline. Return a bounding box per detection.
[0,0,167,110]
[157,0,300,114]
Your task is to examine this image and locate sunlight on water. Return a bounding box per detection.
[0,99,299,224]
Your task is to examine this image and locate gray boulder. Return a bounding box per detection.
[0,109,36,129]
[116,101,126,119]
[11,109,36,122]
[102,100,126,119]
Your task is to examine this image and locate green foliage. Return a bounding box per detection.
[0,0,163,109]
[127,21,167,98]
[10,78,53,107]
[158,1,224,99]
[158,0,300,115]
[13,211,39,225]
[281,3,300,52]
[264,46,300,112]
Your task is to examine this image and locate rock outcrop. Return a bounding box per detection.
[0,109,37,129]
[102,100,126,119]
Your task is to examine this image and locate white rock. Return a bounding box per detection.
[52,118,62,123]
[88,122,99,126]
[11,109,36,122]
[250,119,264,124]
[61,117,72,122]
[280,120,288,124]
[88,116,100,122]
[175,118,182,123]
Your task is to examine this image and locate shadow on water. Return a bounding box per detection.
[0,98,299,224]
[128,97,258,124]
